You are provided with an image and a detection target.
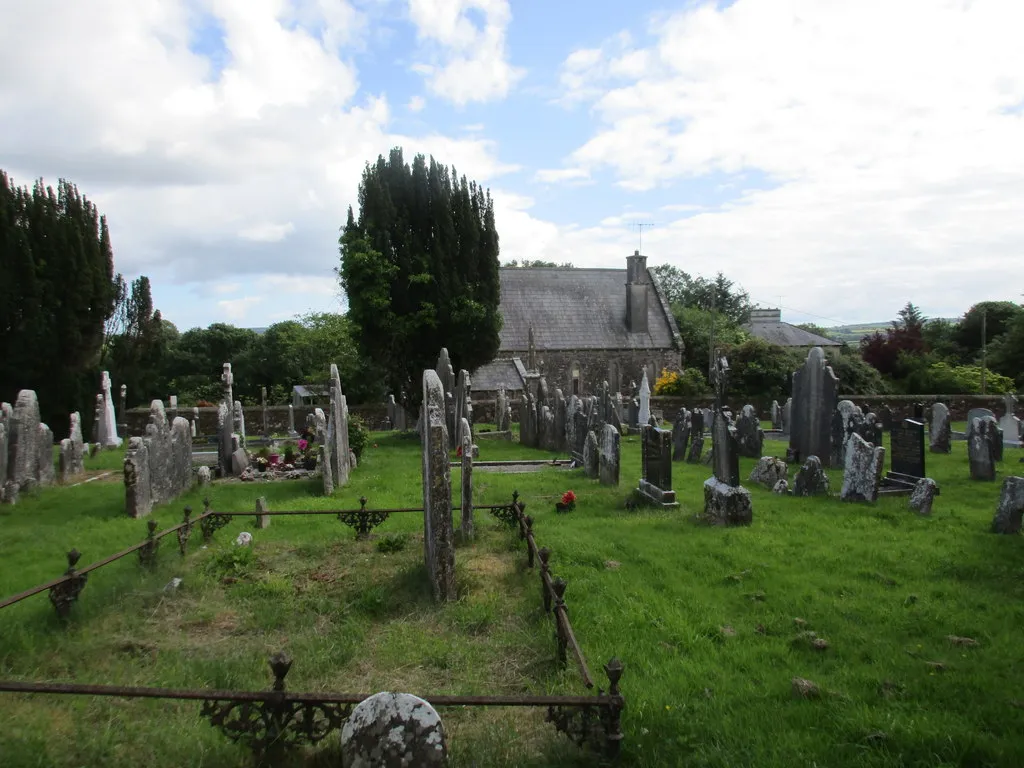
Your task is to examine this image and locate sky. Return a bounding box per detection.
[2,0,1023,332]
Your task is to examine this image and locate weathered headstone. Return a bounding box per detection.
[255,496,270,529]
[233,400,246,446]
[340,692,447,768]
[59,411,85,482]
[840,432,885,502]
[583,430,599,479]
[749,456,788,488]
[35,423,55,487]
[686,410,705,463]
[672,407,690,461]
[554,389,567,451]
[496,389,509,431]
[638,425,678,506]
[770,400,782,430]
[909,478,939,516]
[991,476,1024,534]
[421,370,456,602]
[326,363,351,489]
[119,384,128,436]
[599,424,620,486]
[702,411,752,525]
[217,401,232,478]
[197,465,211,486]
[319,445,334,495]
[782,397,792,435]
[793,456,829,496]
[998,394,1020,447]
[8,390,42,491]
[968,416,998,481]
[735,405,764,458]
[638,370,651,427]
[124,437,152,518]
[287,404,297,437]
[929,402,952,453]
[454,369,472,445]
[788,348,839,466]
[460,417,473,541]
[96,371,122,448]
[832,400,866,466]
[566,395,583,460]
[878,404,894,431]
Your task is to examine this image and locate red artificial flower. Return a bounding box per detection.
[456,445,463,457]
[561,490,576,505]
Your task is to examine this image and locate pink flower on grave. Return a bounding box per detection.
[297,439,308,451]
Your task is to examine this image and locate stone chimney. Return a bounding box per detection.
[625,250,649,333]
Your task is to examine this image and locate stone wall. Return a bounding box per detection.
[124,403,390,438]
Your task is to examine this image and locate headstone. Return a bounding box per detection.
[190,419,197,438]
[773,479,789,494]
[435,348,456,402]
[124,437,152,518]
[92,394,102,444]
[788,348,839,466]
[554,389,567,451]
[638,370,651,427]
[96,372,122,448]
[340,692,447,768]
[255,496,271,529]
[583,431,599,478]
[862,412,883,447]
[929,402,952,453]
[8,390,42,491]
[671,407,690,461]
[0,420,7,495]
[969,416,999,481]
[770,400,782,430]
[686,410,705,463]
[909,478,939,516]
[998,394,1020,447]
[735,405,764,458]
[219,363,234,475]
[782,397,792,435]
[840,432,885,502]
[66,411,85,478]
[890,419,925,479]
[320,445,334,495]
[749,456,788,488]
[566,395,583,460]
[599,424,620,486]
[702,410,751,524]
[832,400,865,466]
[711,411,740,487]
[454,369,472,445]
[326,363,351,489]
[460,418,473,541]
[421,370,456,602]
[261,386,269,438]
[878,404,894,431]
[991,476,1024,534]
[496,389,509,432]
[966,408,996,442]
[793,456,829,496]
[119,384,128,436]
[626,397,639,431]
[638,425,677,505]
[33,423,55,487]
[233,400,246,446]
[197,465,211,486]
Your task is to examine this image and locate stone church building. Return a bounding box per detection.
[472,252,683,399]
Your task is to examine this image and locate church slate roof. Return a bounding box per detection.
[471,357,526,392]
[746,320,841,347]
[498,268,681,351]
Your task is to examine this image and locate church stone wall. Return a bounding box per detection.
[503,348,681,398]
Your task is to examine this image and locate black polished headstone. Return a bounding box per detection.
[890,419,925,479]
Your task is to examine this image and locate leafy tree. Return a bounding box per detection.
[162,323,260,404]
[902,359,1015,394]
[503,259,574,268]
[104,276,167,405]
[650,264,752,325]
[0,171,117,430]
[824,348,890,395]
[921,318,963,362]
[953,301,1023,361]
[860,301,926,377]
[339,148,502,411]
[672,305,748,374]
[986,310,1024,387]
[721,338,800,402]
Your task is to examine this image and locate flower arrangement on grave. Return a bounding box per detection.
[282,442,297,465]
[555,490,577,514]
[254,455,270,472]
[297,435,317,470]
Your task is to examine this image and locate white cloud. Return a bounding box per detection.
[239,222,296,242]
[545,0,1024,321]
[407,95,426,112]
[534,167,591,184]
[217,296,264,322]
[407,0,525,105]
[211,282,242,295]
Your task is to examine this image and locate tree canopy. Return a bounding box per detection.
[650,264,753,325]
[0,171,117,429]
[338,148,502,410]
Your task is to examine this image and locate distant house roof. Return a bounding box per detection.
[471,358,526,392]
[498,267,681,351]
[745,309,841,347]
[292,384,329,399]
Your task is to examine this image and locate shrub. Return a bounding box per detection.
[902,360,1015,394]
[654,367,708,397]
[348,413,370,460]
[376,533,409,553]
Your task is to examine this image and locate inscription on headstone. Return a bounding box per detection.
[890,419,925,479]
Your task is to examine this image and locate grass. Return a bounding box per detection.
[3,428,1024,766]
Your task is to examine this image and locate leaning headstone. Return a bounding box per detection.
[255,496,270,529]
[672,407,691,461]
[793,456,829,496]
[638,425,677,505]
[969,416,998,481]
[735,405,764,458]
[638,370,651,427]
[583,430,599,479]
[124,437,152,518]
[422,370,456,602]
[8,390,42,491]
[991,476,1024,534]
[599,424,620,486]
[788,348,839,466]
[840,433,885,502]
[35,423,55,487]
[460,418,473,541]
[909,478,939,516]
[929,402,952,453]
[749,456,788,488]
[340,692,447,768]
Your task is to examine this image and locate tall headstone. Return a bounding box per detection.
[124,437,152,518]
[991,476,1024,534]
[702,411,752,525]
[217,400,233,478]
[686,410,705,463]
[495,389,509,431]
[788,348,839,466]
[288,404,298,437]
[233,400,246,446]
[735,405,764,458]
[969,416,998,481]
[8,390,42,491]
[832,400,865,467]
[454,369,472,445]
[35,423,55,487]
[929,402,952,454]
[96,372,122,448]
[460,417,474,541]
[638,425,677,505]
[638,370,651,427]
[672,407,691,461]
[782,397,792,435]
[118,384,128,436]
[840,432,885,502]
[326,363,351,489]
[554,390,567,451]
[583,431,599,479]
[566,395,582,460]
[998,394,1020,447]
[421,370,456,602]
[599,424,620,486]
[770,400,782,430]
[261,386,269,438]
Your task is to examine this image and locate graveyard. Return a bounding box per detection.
[2,359,1023,766]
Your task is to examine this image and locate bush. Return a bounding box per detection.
[376,533,409,553]
[826,348,891,395]
[348,413,370,460]
[902,359,1015,394]
[654,367,708,396]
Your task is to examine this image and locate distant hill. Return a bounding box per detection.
[825,318,957,344]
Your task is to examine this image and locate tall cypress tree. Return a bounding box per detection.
[0,171,117,431]
[339,149,502,411]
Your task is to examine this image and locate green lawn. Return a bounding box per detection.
[3,429,1024,766]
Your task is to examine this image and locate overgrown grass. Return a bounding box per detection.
[3,428,1024,766]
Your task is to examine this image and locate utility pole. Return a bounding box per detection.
[981,307,987,395]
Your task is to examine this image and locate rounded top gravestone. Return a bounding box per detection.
[340,691,447,767]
